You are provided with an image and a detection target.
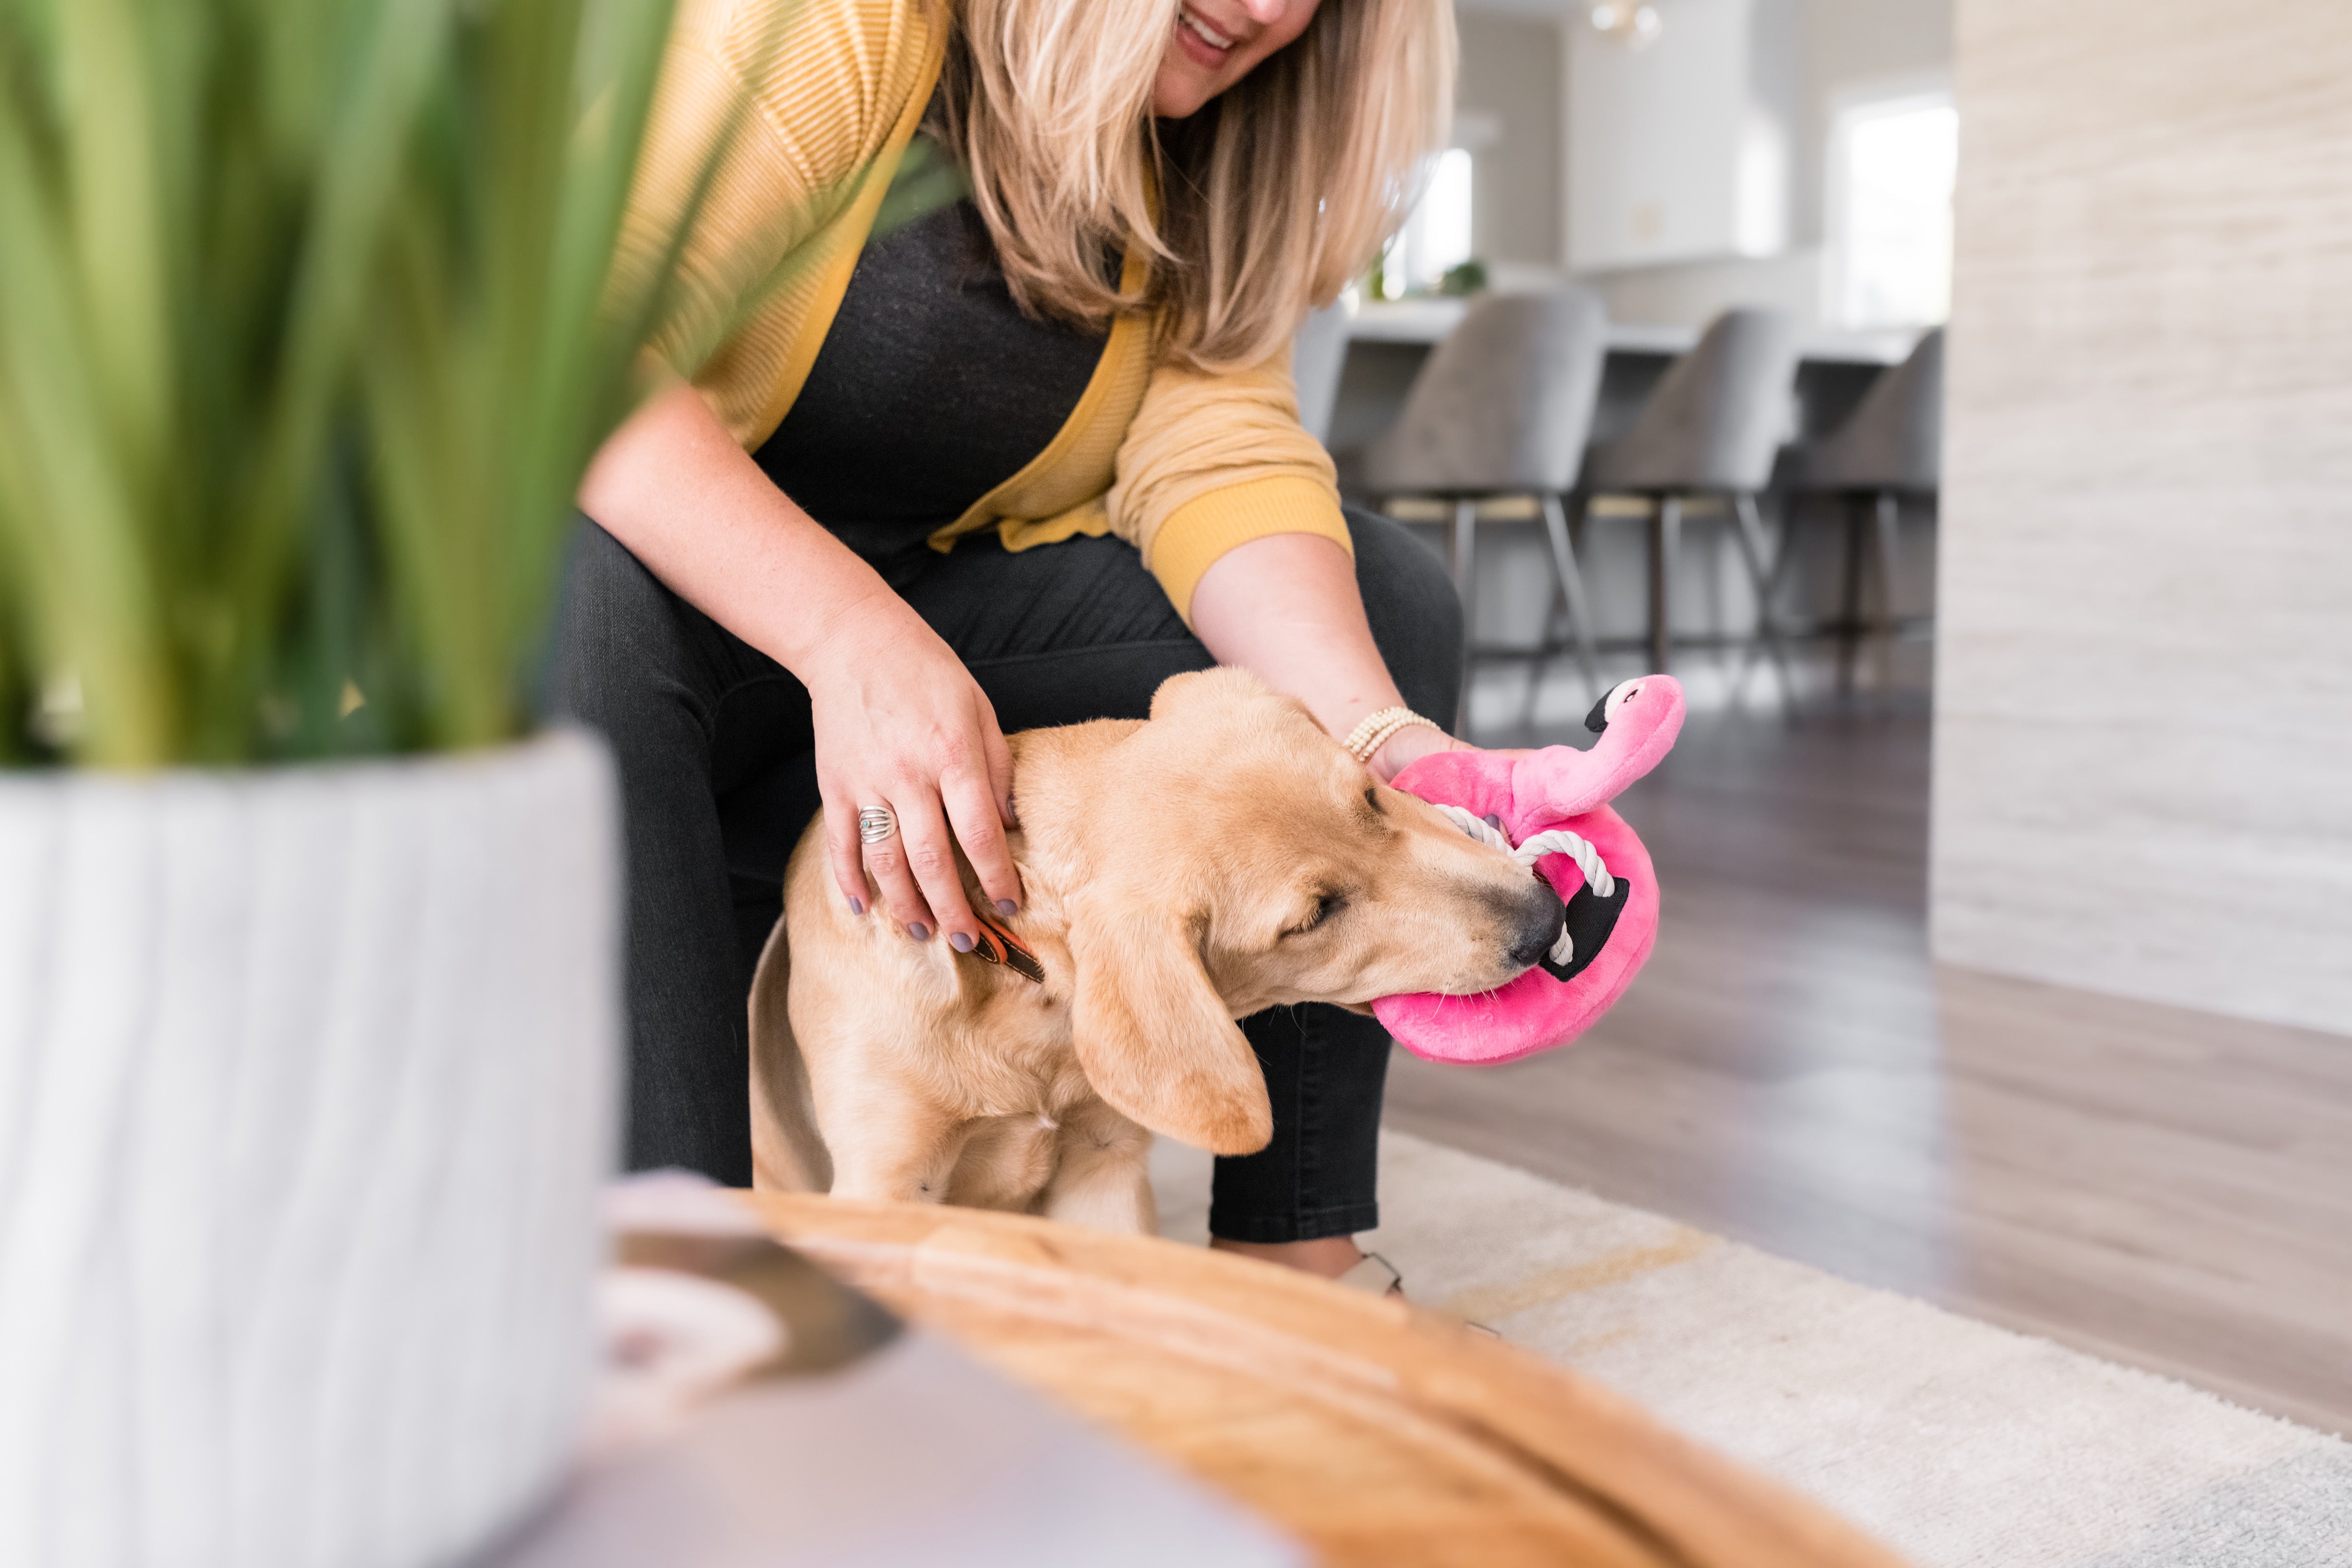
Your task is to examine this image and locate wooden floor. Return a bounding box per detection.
[1390,668,2352,1436]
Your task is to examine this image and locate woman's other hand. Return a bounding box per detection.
[800,592,1023,945]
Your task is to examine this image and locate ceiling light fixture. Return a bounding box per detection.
[1589,3,1663,48]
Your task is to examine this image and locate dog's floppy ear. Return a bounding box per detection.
[1066,903,1272,1156]
[1148,665,1276,724]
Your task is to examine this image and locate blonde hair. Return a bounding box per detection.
[939,0,1455,370]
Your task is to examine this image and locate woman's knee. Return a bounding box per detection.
[1345,506,1464,726]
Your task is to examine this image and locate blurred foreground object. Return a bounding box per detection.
[0,0,693,765]
[0,0,746,1562]
[489,1183,1297,1567]
[745,1194,1915,1568]
[0,735,622,1568]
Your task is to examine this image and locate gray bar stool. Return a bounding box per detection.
[1772,327,1944,699]
[1362,288,1613,704]
[1579,308,1801,690]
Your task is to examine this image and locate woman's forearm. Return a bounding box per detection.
[578,381,911,675]
[1187,532,1461,781]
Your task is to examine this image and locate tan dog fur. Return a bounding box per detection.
[748,669,1564,1232]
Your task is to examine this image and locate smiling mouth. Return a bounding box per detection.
[1177,4,1236,56]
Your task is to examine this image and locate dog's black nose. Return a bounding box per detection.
[1506,879,1568,970]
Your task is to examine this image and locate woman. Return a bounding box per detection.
[563,0,1470,1285]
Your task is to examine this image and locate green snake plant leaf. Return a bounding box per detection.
[504,0,677,665]
[0,90,175,764]
[0,0,906,767]
[216,0,456,754]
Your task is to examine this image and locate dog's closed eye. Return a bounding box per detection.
[1285,890,1348,938]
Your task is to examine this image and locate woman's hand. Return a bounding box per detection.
[799,588,1024,946]
[1370,719,1477,783]
[581,382,1022,949]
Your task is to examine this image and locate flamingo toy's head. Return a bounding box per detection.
[1374,676,1685,1066]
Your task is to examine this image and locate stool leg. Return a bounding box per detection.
[1519,493,1554,727]
[1541,492,1603,702]
[1731,492,1801,712]
[1872,490,1902,703]
[1834,494,1866,699]
[1650,494,1680,675]
[1730,492,1800,703]
[1450,496,1477,591]
[1452,497,1477,731]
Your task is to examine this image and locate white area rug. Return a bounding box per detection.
[1151,1131,2352,1568]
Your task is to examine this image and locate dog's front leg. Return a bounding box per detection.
[1035,1103,1156,1234]
[820,1083,966,1205]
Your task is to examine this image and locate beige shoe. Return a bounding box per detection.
[1335,1250,1403,1296]
[1337,1251,1502,1338]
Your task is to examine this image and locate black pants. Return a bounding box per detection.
[549,509,1462,1242]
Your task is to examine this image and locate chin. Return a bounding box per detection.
[1152,71,1216,120]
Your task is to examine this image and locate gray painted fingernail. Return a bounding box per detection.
[848,897,865,915]
[907,922,930,941]
[949,931,975,953]
[995,899,1018,916]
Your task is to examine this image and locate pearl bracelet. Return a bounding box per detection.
[1342,705,1443,764]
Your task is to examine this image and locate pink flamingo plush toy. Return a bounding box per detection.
[1375,675,1685,1066]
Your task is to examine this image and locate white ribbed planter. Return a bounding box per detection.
[0,732,621,1568]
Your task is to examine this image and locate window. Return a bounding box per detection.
[1380,147,1474,296]
[1826,89,1957,329]
[1736,107,1790,258]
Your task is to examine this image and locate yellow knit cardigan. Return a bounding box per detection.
[619,0,1351,620]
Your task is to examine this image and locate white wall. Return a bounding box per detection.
[1565,0,1755,272]
[1545,0,1954,326]
[1933,0,2352,1035]
[1456,10,1564,268]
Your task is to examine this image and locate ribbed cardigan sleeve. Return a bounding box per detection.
[617,0,937,439]
[1106,343,1354,622]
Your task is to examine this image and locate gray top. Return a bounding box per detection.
[753,180,1108,571]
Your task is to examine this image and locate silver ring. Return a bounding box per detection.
[858,806,896,845]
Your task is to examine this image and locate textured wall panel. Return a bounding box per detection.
[1933,2,2352,1033]
[0,732,620,1568]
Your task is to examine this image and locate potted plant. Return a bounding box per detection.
[0,0,735,1561]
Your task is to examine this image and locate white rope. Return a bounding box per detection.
[1430,804,1614,969]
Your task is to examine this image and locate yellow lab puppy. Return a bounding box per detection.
[749,669,1564,1231]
